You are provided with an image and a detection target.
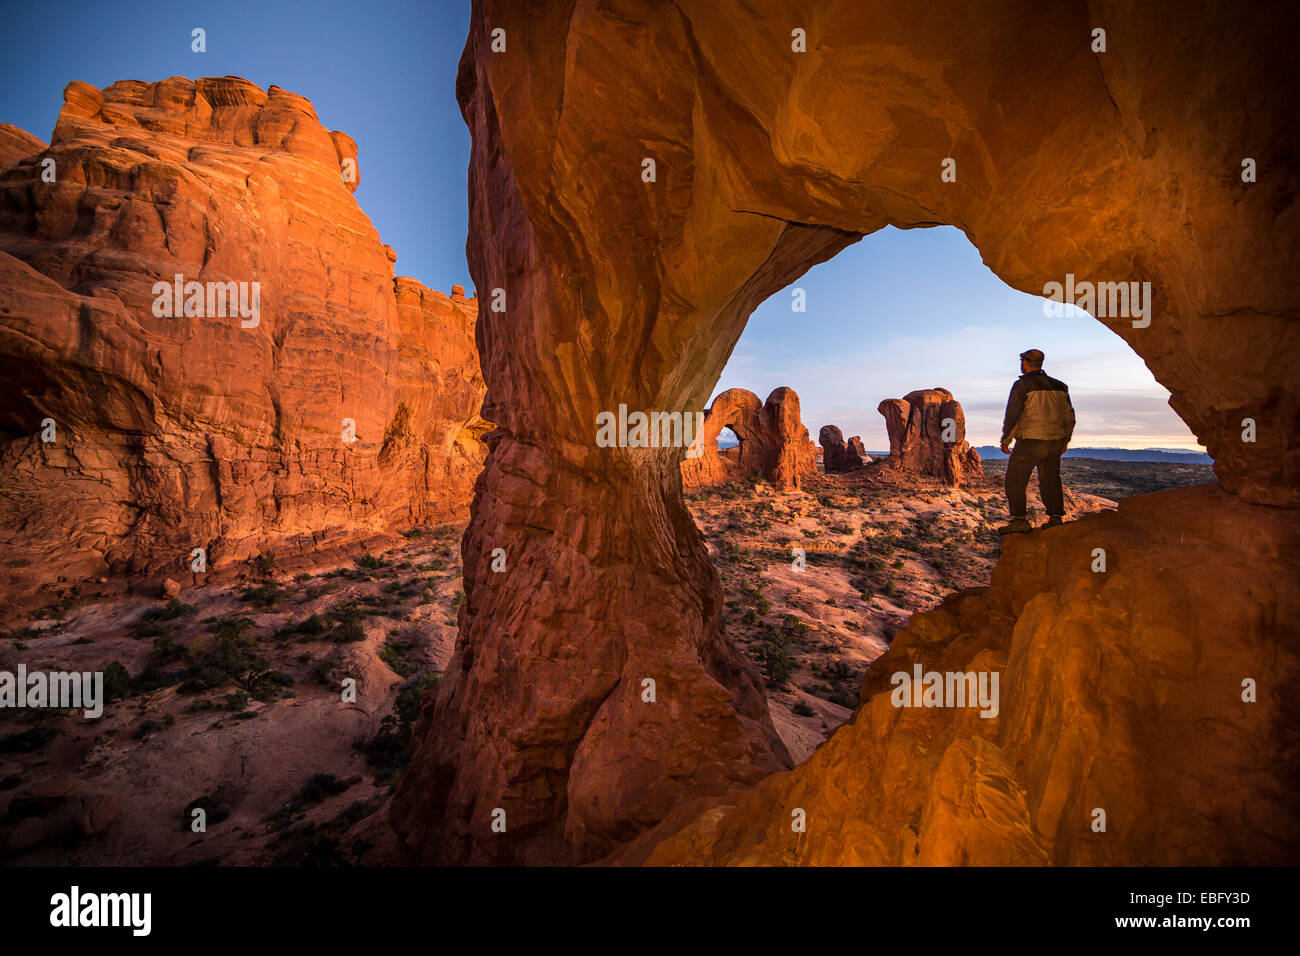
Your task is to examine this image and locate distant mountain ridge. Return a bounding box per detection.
[974,446,1213,463]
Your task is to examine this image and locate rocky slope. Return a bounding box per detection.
[1,522,467,864]
[0,78,487,609]
[686,462,1118,765]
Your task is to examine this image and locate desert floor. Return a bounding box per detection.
[0,458,1213,864]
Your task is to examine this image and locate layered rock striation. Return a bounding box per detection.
[0,77,488,602]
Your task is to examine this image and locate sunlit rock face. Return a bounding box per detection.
[682,387,817,489]
[642,484,1300,865]
[0,78,487,602]
[393,0,1299,864]
[878,389,982,486]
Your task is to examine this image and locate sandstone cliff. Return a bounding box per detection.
[0,77,487,603]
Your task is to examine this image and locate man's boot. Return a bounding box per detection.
[998,516,1032,535]
[1043,516,1064,528]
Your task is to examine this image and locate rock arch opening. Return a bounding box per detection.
[391,0,1299,866]
[684,225,1204,768]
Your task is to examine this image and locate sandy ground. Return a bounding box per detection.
[0,524,465,865]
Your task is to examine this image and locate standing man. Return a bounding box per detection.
[998,349,1075,534]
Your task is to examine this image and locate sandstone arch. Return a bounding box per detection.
[391,0,1299,864]
[681,386,817,489]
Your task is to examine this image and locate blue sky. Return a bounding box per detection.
[0,0,474,293]
[0,0,1200,450]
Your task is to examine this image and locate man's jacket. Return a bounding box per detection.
[1002,370,1076,442]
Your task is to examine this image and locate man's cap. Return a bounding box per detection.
[1020,348,1045,364]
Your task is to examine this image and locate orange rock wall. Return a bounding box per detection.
[878,388,983,486]
[0,78,487,600]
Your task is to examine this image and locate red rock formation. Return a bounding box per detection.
[847,436,869,463]
[0,124,44,166]
[641,484,1300,865]
[878,389,982,485]
[393,0,1300,866]
[682,387,816,489]
[0,78,487,602]
[819,425,865,473]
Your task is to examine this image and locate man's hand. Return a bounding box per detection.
[1000,439,1012,455]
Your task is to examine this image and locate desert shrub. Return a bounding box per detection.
[328,602,367,643]
[761,642,794,684]
[357,673,441,783]
[380,637,419,678]
[296,773,350,807]
[130,598,194,641]
[240,583,286,608]
[286,614,327,638]
[334,619,365,643]
[183,617,271,693]
[828,661,855,681]
[355,553,385,570]
[140,598,195,624]
[792,700,816,717]
[148,633,181,665]
[0,725,61,753]
[779,614,810,642]
[182,793,231,831]
[102,661,132,700]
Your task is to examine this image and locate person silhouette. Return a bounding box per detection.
[998,349,1075,534]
